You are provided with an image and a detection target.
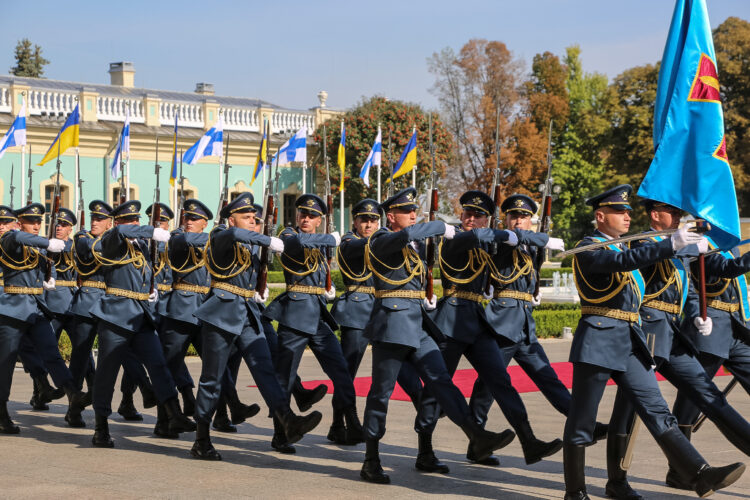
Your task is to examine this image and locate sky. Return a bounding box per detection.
[2,0,749,112]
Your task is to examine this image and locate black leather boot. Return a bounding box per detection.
[656,426,745,498]
[92,413,114,448]
[415,432,449,474]
[191,422,222,460]
[466,442,500,466]
[225,388,260,425]
[271,414,296,454]
[0,401,20,434]
[593,421,609,444]
[516,420,563,465]
[29,378,49,411]
[165,397,197,434]
[665,424,694,490]
[276,408,322,445]
[344,405,364,445]
[179,386,196,418]
[327,407,346,444]
[212,396,237,433]
[139,382,158,409]
[154,404,178,438]
[563,443,589,499]
[292,379,327,412]
[461,418,515,462]
[117,391,143,421]
[64,383,87,428]
[604,434,642,499]
[32,375,58,405]
[361,439,390,484]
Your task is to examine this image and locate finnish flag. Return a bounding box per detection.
[274,126,307,166]
[359,127,382,187]
[109,112,130,180]
[183,116,224,165]
[0,103,27,161]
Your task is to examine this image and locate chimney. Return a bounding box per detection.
[195,83,215,96]
[109,62,135,88]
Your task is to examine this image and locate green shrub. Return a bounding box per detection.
[535,302,580,311]
[59,332,72,361]
[540,267,572,279]
[532,309,580,338]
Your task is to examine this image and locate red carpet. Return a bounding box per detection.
[290,362,730,402]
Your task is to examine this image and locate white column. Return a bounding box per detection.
[302,164,307,194]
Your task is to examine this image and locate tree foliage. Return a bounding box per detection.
[10,38,49,78]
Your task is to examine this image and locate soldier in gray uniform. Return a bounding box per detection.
[360,188,515,484]
[0,203,86,434]
[562,185,744,499]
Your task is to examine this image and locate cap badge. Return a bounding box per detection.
[515,199,524,208]
[472,197,482,204]
[406,192,414,201]
[620,191,628,201]
[306,199,315,207]
[31,206,40,214]
[188,203,196,210]
[365,203,374,211]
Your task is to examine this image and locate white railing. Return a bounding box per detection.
[97,96,145,123]
[160,102,203,128]
[221,106,259,132]
[0,87,10,113]
[272,111,315,134]
[27,90,78,117]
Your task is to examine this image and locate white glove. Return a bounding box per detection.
[423,294,437,311]
[148,290,158,303]
[531,293,542,307]
[269,237,284,253]
[43,278,56,291]
[483,284,494,301]
[545,237,565,252]
[672,226,706,252]
[504,230,519,247]
[46,238,65,253]
[152,227,170,243]
[331,231,341,246]
[694,316,713,336]
[443,223,455,240]
[254,287,270,304]
[324,285,336,302]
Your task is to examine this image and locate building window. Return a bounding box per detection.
[39,175,73,236]
[283,193,296,229]
[112,186,137,206]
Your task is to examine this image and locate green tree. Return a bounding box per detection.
[10,38,49,78]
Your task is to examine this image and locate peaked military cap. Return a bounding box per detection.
[0,205,17,221]
[502,193,538,215]
[89,200,113,219]
[352,198,380,218]
[146,203,174,222]
[14,203,45,220]
[57,208,77,226]
[381,187,418,212]
[182,199,213,221]
[641,198,683,214]
[111,200,142,219]
[295,194,326,216]
[586,184,633,211]
[461,190,495,216]
[253,203,264,223]
[220,192,255,220]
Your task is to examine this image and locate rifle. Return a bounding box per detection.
[178,149,185,229]
[533,120,555,298]
[323,123,334,292]
[26,146,33,205]
[9,163,15,209]
[484,108,503,294]
[45,139,63,282]
[77,161,85,232]
[256,126,279,292]
[216,133,232,226]
[426,114,439,300]
[149,135,162,296]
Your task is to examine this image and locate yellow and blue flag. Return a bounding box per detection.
[338,121,346,191]
[251,120,268,185]
[389,129,417,182]
[637,0,739,248]
[38,103,80,165]
[169,113,179,186]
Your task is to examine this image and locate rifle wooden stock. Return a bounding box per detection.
[533,194,553,297]
[45,191,60,282]
[425,188,439,299]
[149,203,161,295]
[325,192,334,292]
[484,183,503,294]
[256,192,275,293]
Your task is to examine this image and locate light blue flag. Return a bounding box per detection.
[273,126,307,166]
[0,102,26,161]
[109,113,130,180]
[637,0,739,249]
[182,116,223,166]
[359,127,382,187]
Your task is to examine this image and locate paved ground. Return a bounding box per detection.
[2,338,749,499]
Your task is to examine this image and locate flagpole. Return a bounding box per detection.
[411,126,417,189]
[125,153,130,201]
[74,147,80,212]
[21,144,26,206]
[340,188,345,234]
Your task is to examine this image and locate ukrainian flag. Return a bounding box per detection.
[390,129,417,182]
[169,113,179,186]
[338,121,346,191]
[251,120,268,185]
[38,104,80,165]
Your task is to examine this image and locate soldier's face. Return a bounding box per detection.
[19,217,41,235]
[354,216,379,237]
[116,218,139,226]
[55,222,73,240]
[506,212,532,231]
[297,211,322,234]
[246,215,257,232]
[595,208,631,237]
[90,216,112,236]
[386,208,416,231]
[649,207,683,231]
[184,217,207,233]
[461,209,487,230]
[0,220,18,234]
[158,220,170,230]
[228,212,255,230]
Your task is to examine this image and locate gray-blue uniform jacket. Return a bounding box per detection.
[263,226,338,334]
[0,230,56,322]
[484,230,550,344]
[364,221,447,348]
[69,230,106,319]
[570,230,676,371]
[44,238,77,316]
[331,231,375,330]
[163,230,209,326]
[433,226,516,343]
[193,225,270,335]
[153,240,172,317]
[89,225,159,333]
[684,246,750,359]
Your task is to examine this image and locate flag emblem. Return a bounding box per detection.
[688,53,721,103]
[713,136,728,163]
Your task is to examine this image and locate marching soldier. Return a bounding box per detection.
[360,187,516,484]
[263,193,363,451]
[88,200,195,447]
[191,192,322,460]
[417,191,567,473]
[0,203,86,434]
[562,185,744,499]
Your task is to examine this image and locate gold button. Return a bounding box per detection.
[393,305,398,308]
[646,315,651,319]
[597,322,602,326]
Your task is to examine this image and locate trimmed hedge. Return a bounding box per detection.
[540,267,572,279]
[532,309,580,338]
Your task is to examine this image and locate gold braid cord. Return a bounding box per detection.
[54,249,75,274]
[336,234,371,283]
[91,231,146,269]
[204,234,252,280]
[364,233,424,287]
[487,248,532,286]
[168,240,206,274]
[72,232,102,277]
[438,238,486,285]
[0,233,42,271]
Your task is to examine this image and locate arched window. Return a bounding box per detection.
[110,184,140,207]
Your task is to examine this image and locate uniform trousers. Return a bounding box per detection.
[364,330,472,441]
